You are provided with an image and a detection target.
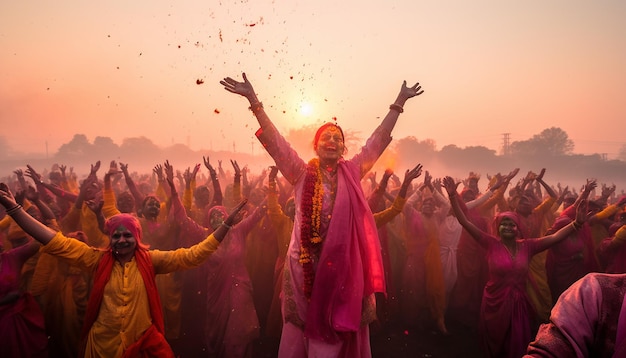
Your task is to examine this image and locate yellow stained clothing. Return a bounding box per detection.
[41,231,220,358]
[266,189,292,259]
[614,225,626,243]
[592,204,621,249]
[102,186,122,219]
[80,204,109,249]
[374,196,407,228]
[182,179,195,212]
[265,188,293,338]
[59,205,81,234]
[183,183,209,228]
[523,196,557,323]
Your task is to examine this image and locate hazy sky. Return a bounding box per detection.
[1,1,625,158]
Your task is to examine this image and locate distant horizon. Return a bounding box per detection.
[1,127,622,160]
[2,2,624,163]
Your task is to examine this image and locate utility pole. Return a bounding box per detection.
[501,133,511,156]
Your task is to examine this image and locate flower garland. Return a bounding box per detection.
[299,158,324,298]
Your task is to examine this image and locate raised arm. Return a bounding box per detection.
[204,156,223,207]
[442,176,485,242]
[119,162,144,209]
[535,168,557,199]
[534,199,590,252]
[0,183,57,244]
[379,79,424,134]
[221,72,272,128]
[373,164,422,228]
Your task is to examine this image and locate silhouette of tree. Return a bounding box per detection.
[56,134,92,157]
[385,136,436,172]
[93,136,120,158]
[510,127,574,156]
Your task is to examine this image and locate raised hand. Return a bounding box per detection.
[163,161,174,183]
[403,164,423,185]
[153,164,164,181]
[119,162,129,175]
[574,199,591,226]
[220,73,257,100]
[423,170,433,188]
[505,168,520,183]
[203,156,217,179]
[90,161,101,176]
[398,81,424,101]
[225,199,249,227]
[0,183,18,209]
[582,179,598,195]
[231,160,241,177]
[442,176,461,197]
[601,183,616,198]
[191,163,201,179]
[536,168,546,182]
[25,165,43,184]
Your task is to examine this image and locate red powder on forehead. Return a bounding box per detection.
[313,123,344,149]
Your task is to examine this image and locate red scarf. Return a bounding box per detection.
[80,249,170,356]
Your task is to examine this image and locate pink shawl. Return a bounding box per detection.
[304,160,385,342]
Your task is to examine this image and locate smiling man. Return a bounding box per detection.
[0,182,247,358]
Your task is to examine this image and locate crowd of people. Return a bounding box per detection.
[1,73,626,357]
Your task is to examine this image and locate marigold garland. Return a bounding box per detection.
[299,158,324,298]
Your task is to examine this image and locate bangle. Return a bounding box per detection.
[221,222,232,229]
[249,102,264,112]
[389,104,404,113]
[5,204,23,216]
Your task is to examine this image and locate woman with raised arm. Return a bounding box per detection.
[221,72,423,357]
[442,176,590,358]
[0,182,246,358]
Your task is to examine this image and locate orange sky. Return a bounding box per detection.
[1,1,625,158]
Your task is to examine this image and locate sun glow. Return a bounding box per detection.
[299,102,313,117]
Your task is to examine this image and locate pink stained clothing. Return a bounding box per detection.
[400,202,447,328]
[546,215,598,304]
[170,195,263,358]
[448,200,490,330]
[525,273,626,357]
[598,225,626,274]
[0,242,48,358]
[519,197,557,324]
[473,229,545,358]
[257,121,388,357]
[203,211,264,358]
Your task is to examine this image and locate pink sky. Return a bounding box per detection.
[1,1,625,158]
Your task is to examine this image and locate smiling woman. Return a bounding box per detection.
[220,72,424,357]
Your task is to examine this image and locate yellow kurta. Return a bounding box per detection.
[41,231,220,358]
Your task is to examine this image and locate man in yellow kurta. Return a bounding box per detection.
[0,181,247,358]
